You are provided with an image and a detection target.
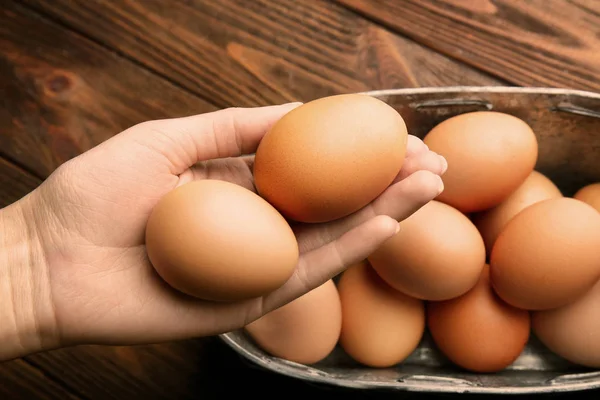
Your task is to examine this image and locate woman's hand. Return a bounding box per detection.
[3,102,446,358]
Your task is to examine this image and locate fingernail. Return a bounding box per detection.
[437,175,445,194]
[395,223,401,234]
[440,156,448,175]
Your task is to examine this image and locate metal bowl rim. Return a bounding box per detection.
[358,85,600,99]
[218,333,600,394]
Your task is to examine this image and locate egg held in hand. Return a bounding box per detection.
[472,170,563,254]
[245,279,342,365]
[367,200,486,301]
[253,93,408,223]
[145,179,299,302]
[337,261,425,368]
[423,111,538,213]
[532,279,600,368]
[427,265,531,373]
[490,197,600,310]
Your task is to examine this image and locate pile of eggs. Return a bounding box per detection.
[144,93,600,374]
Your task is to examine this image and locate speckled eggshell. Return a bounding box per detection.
[427,265,531,373]
[367,200,486,301]
[145,179,299,302]
[337,261,425,368]
[532,279,600,368]
[574,182,600,213]
[490,197,600,310]
[472,170,562,254]
[244,279,342,365]
[424,111,538,213]
[253,94,408,223]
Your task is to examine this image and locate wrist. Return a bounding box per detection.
[0,197,60,361]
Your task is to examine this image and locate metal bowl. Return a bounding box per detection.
[219,86,600,394]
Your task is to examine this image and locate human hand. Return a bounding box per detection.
[11,102,446,354]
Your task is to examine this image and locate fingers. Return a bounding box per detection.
[295,170,443,253]
[373,170,443,217]
[166,216,398,336]
[262,215,399,313]
[405,134,429,158]
[126,102,302,175]
[394,150,447,183]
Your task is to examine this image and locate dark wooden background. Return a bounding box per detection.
[1,0,599,399]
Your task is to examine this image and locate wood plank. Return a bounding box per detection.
[0,359,81,400]
[0,2,216,178]
[25,342,212,400]
[22,0,503,112]
[335,0,600,91]
[25,337,387,399]
[0,157,41,208]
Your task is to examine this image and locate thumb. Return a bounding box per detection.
[117,102,302,175]
[261,215,399,314]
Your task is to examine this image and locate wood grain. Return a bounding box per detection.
[24,338,396,399]
[25,342,212,400]
[1,2,216,178]
[335,0,600,91]
[0,360,81,400]
[0,157,41,208]
[22,0,502,111]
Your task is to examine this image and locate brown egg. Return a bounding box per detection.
[574,182,600,212]
[532,280,600,368]
[427,265,530,373]
[490,197,600,310]
[145,179,299,302]
[253,94,408,223]
[244,280,342,365]
[472,170,562,254]
[337,261,425,368]
[367,200,486,301]
[423,111,538,213]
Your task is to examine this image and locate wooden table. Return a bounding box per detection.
[1,1,599,399]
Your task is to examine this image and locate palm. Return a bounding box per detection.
[39,148,265,345]
[33,104,445,347]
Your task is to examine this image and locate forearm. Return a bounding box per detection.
[0,199,58,361]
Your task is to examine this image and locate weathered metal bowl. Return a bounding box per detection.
[219,86,600,394]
